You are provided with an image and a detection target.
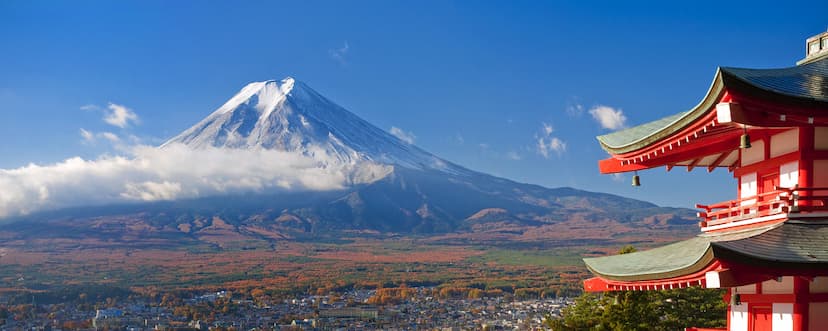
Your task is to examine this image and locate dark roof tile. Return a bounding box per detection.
[585,221,828,281]
[722,59,828,103]
[597,57,828,154]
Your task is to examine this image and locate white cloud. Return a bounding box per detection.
[589,105,627,130]
[567,104,584,117]
[80,128,95,143]
[535,123,566,158]
[122,181,182,201]
[80,104,100,111]
[566,98,584,118]
[0,144,391,218]
[506,151,522,160]
[79,130,122,145]
[99,132,121,143]
[103,103,139,128]
[389,126,416,144]
[454,133,464,145]
[536,136,566,158]
[125,134,144,145]
[329,41,350,64]
[542,122,554,135]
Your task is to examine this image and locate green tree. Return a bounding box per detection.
[546,246,726,330]
[547,286,725,330]
[618,245,637,254]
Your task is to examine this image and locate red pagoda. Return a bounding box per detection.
[584,31,828,331]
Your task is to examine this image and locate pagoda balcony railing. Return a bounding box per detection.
[696,186,828,229]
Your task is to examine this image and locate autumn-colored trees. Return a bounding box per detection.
[366,287,417,305]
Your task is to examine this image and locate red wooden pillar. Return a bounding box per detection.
[726,289,732,331]
[793,276,809,331]
[799,127,814,208]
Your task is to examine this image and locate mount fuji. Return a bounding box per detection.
[163,77,467,176]
[147,77,695,234]
[5,77,697,241]
[0,77,703,295]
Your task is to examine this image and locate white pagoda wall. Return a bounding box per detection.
[740,173,757,206]
[728,277,828,331]
[741,140,765,166]
[810,303,828,330]
[772,303,793,331]
[811,127,828,199]
[811,276,828,292]
[770,128,798,157]
[762,276,794,294]
[815,127,828,150]
[810,277,828,330]
[730,303,749,331]
[732,129,808,210]
[736,283,757,294]
[779,161,799,189]
[815,160,828,188]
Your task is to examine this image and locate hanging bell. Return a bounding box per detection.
[631,173,641,187]
[730,293,741,306]
[740,132,751,149]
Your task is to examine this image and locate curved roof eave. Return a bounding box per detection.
[597,57,828,156]
[583,236,715,282]
[596,69,726,155]
[720,58,828,105]
[583,225,776,282]
[711,220,828,265]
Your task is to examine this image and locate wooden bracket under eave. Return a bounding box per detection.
[597,158,651,174]
[716,102,747,125]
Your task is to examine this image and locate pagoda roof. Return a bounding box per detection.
[585,220,828,284]
[583,225,773,282]
[597,57,828,156]
[723,58,828,104]
[712,218,828,268]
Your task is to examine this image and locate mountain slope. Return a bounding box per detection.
[163,77,468,175]
[2,77,699,242]
[157,76,696,234]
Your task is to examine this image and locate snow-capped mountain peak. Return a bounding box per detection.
[213,77,294,116]
[162,77,469,176]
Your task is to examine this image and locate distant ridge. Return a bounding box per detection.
[4,77,699,239]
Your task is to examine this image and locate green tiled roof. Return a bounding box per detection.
[712,219,828,265]
[596,57,828,155]
[721,58,828,103]
[584,225,776,282]
[596,112,687,151]
[595,68,725,154]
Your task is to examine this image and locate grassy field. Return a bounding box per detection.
[0,234,598,298]
[467,248,586,268]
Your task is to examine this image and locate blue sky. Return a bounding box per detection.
[1,1,826,210]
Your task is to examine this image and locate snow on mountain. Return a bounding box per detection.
[163,77,468,176]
